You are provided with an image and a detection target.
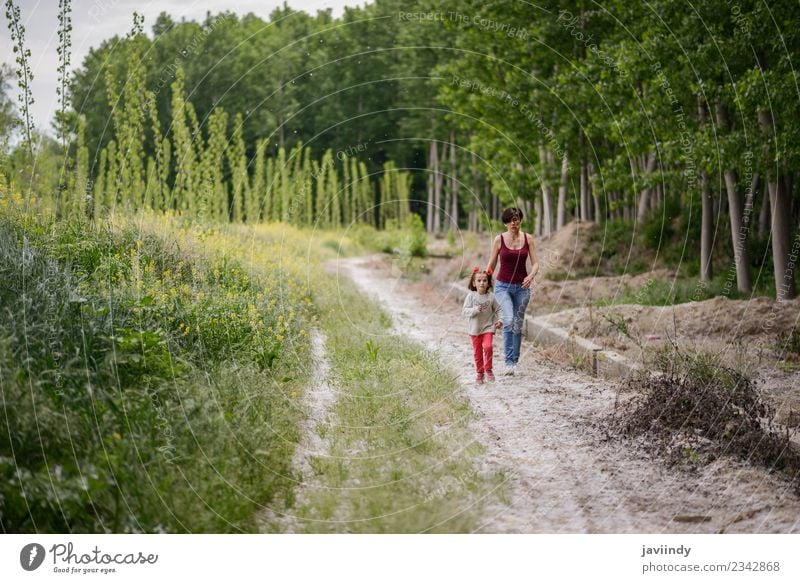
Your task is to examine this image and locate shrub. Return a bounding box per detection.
[401,213,427,258]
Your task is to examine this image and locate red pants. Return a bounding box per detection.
[471,332,494,374]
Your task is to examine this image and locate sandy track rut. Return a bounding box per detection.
[335,256,800,533]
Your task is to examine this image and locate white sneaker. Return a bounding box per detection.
[503,364,516,376]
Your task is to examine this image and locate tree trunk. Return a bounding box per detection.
[580,160,589,222]
[700,172,714,282]
[490,185,497,222]
[768,175,797,300]
[759,108,797,299]
[636,152,657,221]
[698,96,713,282]
[743,172,759,233]
[713,100,751,292]
[578,130,588,222]
[655,182,663,210]
[608,190,617,220]
[723,169,752,293]
[758,180,770,237]
[449,130,458,230]
[434,140,445,233]
[557,151,568,229]
[470,150,479,232]
[534,196,542,236]
[590,162,601,222]
[426,141,435,233]
[538,147,553,237]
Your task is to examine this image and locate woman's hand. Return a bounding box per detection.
[522,274,534,289]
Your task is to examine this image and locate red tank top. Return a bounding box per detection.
[497,233,529,284]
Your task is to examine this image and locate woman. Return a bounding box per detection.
[487,207,539,375]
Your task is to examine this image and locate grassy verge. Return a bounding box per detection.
[289,279,505,533]
[0,207,315,532]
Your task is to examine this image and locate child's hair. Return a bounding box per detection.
[468,267,493,291]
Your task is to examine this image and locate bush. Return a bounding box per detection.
[401,213,427,258]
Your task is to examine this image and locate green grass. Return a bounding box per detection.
[0,209,311,532]
[574,202,797,299]
[593,266,790,307]
[349,213,428,258]
[289,283,505,533]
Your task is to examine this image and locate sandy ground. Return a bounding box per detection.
[334,255,800,533]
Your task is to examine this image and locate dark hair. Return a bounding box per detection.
[501,207,524,224]
[468,269,493,291]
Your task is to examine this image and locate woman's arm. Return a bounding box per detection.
[487,235,501,273]
[522,233,539,289]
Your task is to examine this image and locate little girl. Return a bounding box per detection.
[463,267,502,383]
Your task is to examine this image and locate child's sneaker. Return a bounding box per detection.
[485,370,495,382]
[503,363,516,376]
[476,373,485,384]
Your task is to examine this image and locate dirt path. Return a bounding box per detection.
[334,255,800,533]
[258,329,336,533]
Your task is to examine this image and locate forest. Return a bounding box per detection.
[1,0,798,298]
[2,0,800,535]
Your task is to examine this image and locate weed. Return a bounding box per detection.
[365,338,380,361]
[603,312,642,348]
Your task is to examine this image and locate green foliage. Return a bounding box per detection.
[4,0,799,301]
[403,213,428,258]
[0,209,311,532]
[365,339,380,362]
[352,213,428,259]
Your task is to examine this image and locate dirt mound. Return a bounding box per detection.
[538,295,800,345]
[537,220,598,278]
[425,220,599,288]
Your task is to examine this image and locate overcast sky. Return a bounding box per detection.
[2,0,363,134]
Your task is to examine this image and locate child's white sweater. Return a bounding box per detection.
[462,290,501,335]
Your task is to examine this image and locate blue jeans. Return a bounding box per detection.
[494,281,531,365]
